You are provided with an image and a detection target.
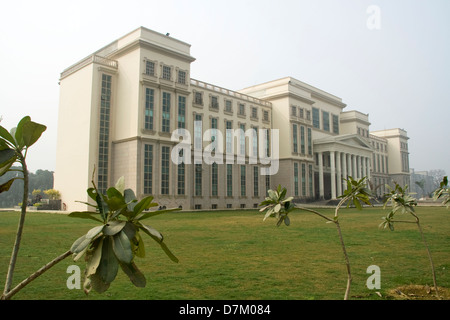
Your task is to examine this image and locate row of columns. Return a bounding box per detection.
[318,151,371,200]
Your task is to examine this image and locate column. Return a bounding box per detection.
[356,155,360,180]
[362,156,366,180]
[347,154,352,178]
[352,154,357,179]
[366,157,371,181]
[318,152,324,200]
[342,152,347,191]
[330,151,336,200]
[336,151,342,197]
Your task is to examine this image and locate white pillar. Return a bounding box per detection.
[352,155,357,179]
[356,155,361,179]
[318,152,324,200]
[362,156,366,180]
[330,151,336,199]
[342,152,347,191]
[336,151,342,197]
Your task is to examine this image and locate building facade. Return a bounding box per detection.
[55,27,410,211]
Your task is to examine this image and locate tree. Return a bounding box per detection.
[0,116,47,297]
[433,176,449,208]
[260,177,373,300]
[380,182,440,298]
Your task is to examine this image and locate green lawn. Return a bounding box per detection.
[1,206,449,300]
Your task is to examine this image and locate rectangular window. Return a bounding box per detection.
[226,120,232,154]
[98,74,112,194]
[225,100,232,113]
[307,128,312,155]
[332,114,339,134]
[194,114,202,150]
[322,111,330,132]
[302,163,306,196]
[177,70,186,84]
[291,105,297,117]
[299,108,304,119]
[265,175,270,194]
[178,95,186,129]
[211,96,219,109]
[195,164,202,196]
[144,144,153,194]
[162,92,171,132]
[161,146,170,195]
[240,165,246,196]
[194,92,203,105]
[309,164,313,196]
[294,162,299,196]
[177,163,185,195]
[238,103,245,116]
[212,163,218,196]
[252,127,258,157]
[300,126,305,154]
[312,107,320,129]
[263,110,269,121]
[239,123,246,155]
[162,65,171,80]
[145,88,154,130]
[251,107,258,119]
[293,124,298,153]
[253,166,259,197]
[227,164,233,197]
[145,60,155,76]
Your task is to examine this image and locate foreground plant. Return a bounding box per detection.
[380,182,440,299]
[260,177,373,300]
[69,176,180,294]
[0,116,46,298]
[433,176,449,208]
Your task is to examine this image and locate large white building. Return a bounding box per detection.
[55,27,410,211]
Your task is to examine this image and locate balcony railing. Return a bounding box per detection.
[60,55,118,79]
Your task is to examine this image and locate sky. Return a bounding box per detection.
[0,0,449,175]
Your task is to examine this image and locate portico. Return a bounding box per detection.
[314,134,372,200]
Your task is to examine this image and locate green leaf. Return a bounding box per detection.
[0,148,16,167]
[70,234,91,254]
[124,189,137,211]
[14,116,31,149]
[135,207,180,221]
[138,223,163,243]
[115,176,125,195]
[96,192,108,222]
[85,238,103,278]
[112,230,133,264]
[21,120,46,148]
[133,195,156,217]
[0,156,16,177]
[119,261,146,288]
[284,215,290,226]
[88,272,110,294]
[160,241,179,263]
[97,236,119,284]
[68,211,103,223]
[0,125,17,147]
[103,220,126,236]
[131,232,145,258]
[0,178,16,194]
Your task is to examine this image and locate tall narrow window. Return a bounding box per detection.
[211,163,218,196]
[195,164,202,196]
[226,164,233,197]
[302,163,306,196]
[226,120,232,154]
[145,60,155,76]
[178,96,186,129]
[240,165,246,196]
[162,92,171,133]
[322,111,330,132]
[312,107,320,129]
[161,146,170,195]
[252,126,258,157]
[177,149,185,195]
[293,124,298,153]
[332,114,339,134]
[239,123,246,155]
[145,88,154,130]
[309,164,313,196]
[194,114,202,150]
[265,175,270,194]
[98,74,112,194]
[177,70,186,84]
[162,65,171,80]
[144,144,153,194]
[300,126,305,154]
[253,166,259,197]
[211,117,218,153]
[307,128,312,155]
[294,163,299,196]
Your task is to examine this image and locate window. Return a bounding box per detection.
[307,128,312,155]
[178,96,186,129]
[162,92,171,132]
[306,110,311,120]
[145,88,154,130]
[302,163,306,196]
[240,165,246,196]
[322,111,330,132]
[98,74,112,194]
[194,92,203,105]
[294,163,299,196]
[291,105,297,117]
[225,100,233,113]
[309,164,313,196]
[162,65,171,80]
[293,124,298,153]
[177,70,186,84]
[161,146,170,195]
[144,144,153,194]
[253,166,259,197]
[251,107,258,119]
[238,103,245,116]
[226,164,233,197]
[263,110,269,122]
[226,120,232,154]
[299,108,304,119]
[212,163,218,196]
[265,175,270,194]
[239,123,246,155]
[211,96,219,109]
[312,107,320,129]
[332,114,339,134]
[300,126,305,154]
[194,114,202,150]
[211,117,218,153]
[145,60,155,76]
[252,127,258,157]
[195,164,202,196]
[177,149,185,195]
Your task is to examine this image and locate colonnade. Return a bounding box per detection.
[317,151,371,200]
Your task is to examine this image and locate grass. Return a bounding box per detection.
[0,206,449,300]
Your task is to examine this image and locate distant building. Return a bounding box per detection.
[55,27,410,211]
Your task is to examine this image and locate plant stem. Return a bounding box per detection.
[3,154,28,296]
[1,250,72,300]
[335,220,351,300]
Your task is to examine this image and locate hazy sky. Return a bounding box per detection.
[1,0,449,175]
